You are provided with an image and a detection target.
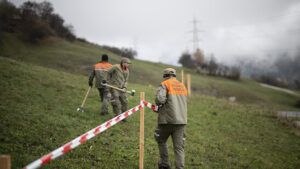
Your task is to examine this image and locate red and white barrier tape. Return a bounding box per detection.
[24,101,158,169]
[142,100,158,112]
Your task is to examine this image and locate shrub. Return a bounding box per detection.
[178,52,195,69]
[228,66,241,80]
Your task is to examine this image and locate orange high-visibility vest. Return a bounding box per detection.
[94,62,112,70]
[161,78,187,96]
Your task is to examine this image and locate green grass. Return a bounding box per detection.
[1,33,299,111]
[1,33,300,168]
[1,57,300,169]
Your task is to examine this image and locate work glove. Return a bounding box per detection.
[122,87,127,93]
[155,105,163,113]
[89,82,93,87]
[101,80,107,86]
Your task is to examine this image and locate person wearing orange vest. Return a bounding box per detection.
[104,57,131,122]
[154,68,187,169]
[88,54,112,115]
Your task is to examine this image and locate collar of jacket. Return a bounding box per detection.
[115,64,128,72]
[163,77,175,81]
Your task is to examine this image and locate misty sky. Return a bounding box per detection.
[11,0,300,66]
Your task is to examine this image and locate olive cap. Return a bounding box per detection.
[163,68,176,75]
[121,57,131,64]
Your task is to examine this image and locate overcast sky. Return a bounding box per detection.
[11,0,300,66]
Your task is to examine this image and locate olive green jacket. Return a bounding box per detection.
[155,77,188,124]
[106,64,129,89]
[89,62,112,88]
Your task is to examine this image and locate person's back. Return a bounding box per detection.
[88,54,112,116]
[157,77,187,124]
[93,61,112,88]
[154,68,187,169]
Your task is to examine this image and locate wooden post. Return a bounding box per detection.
[139,92,145,169]
[187,74,191,96]
[181,69,185,86]
[0,155,10,169]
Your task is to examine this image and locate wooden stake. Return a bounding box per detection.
[181,69,185,86]
[0,155,10,169]
[187,74,191,96]
[139,92,145,169]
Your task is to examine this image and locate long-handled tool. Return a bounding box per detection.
[103,83,135,96]
[77,86,91,112]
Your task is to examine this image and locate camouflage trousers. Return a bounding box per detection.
[97,88,109,114]
[110,88,128,116]
[155,124,186,169]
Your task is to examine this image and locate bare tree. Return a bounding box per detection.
[208,54,218,75]
[193,48,205,68]
[229,66,241,80]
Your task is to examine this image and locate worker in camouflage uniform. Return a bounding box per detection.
[154,68,188,169]
[103,57,131,122]
[89,54,112,115]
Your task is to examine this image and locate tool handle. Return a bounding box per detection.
[106,84,124,92]
[81,86,91,108]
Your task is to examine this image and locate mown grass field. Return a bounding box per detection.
[2,33,299,111]
[1,33,300,168]
[1,56,300,169]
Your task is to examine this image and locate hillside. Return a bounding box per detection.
[1,33,300,111]
[1,56,300,168]
[1,1,300,168]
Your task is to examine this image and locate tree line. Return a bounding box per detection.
[0,0,137,59]
[178,49,241,80]
[101,45,137,59]
[178,47,300,90]
[0,0,75,42]
[241,53,300,90]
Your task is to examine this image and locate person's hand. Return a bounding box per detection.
[89,82,93,87]
[122,87,127,93]
[101,80,107,86]
[155,105,163,112]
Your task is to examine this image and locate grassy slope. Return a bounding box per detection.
[1,57,300,169]
[1,33,300,168]
[1,33,299,111]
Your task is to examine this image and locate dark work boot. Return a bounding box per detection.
[100,112,108,116]
[158,163,171,169]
